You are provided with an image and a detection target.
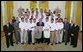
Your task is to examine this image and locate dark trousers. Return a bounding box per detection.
[67,32,70,42]
[63,31,68,45]
[70,36,74,45]
[73,35,78,47]
[5,35,13,47]
[44,38,50,44]
[40,31,44,43]
[36,31,44,43]
[28,30,32,44]
[36,39,41,43]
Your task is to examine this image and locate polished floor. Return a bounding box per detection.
[1,32,82,51]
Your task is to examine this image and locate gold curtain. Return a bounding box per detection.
[30,1,37,11]
[65,1,71,22]
[41,1,48,12]
[1,1,3,31]
[6,1,13,21]
[76,1,82,27]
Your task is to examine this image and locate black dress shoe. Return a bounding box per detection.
[32,43,35,45]
[55,43,57,45]
[65,44,67,45]
[58,42,61,44]
[11,45,14,46]
[51,43,53,45]
[62,41,64,43]
[70,44,73,45]
[21,43,24,45]
[73,46,77,48]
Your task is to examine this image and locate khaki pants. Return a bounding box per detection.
[32,31,35,43]
[55,30,59,43]
[59,30,63,42]
[24,31,28,43]
[50,31,55,44]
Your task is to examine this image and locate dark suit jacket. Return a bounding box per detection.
[63,22,69,32]
[3,23,14,37]
[69,23,75,34]
[37,22,44,26]
[72,25,80,37]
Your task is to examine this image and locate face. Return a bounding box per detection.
[39,19,42,22]
[33,19,36,23]
[71,20,73,24]
[25,19,27,22]
[60,19,62,22]
[51,20,54,23]
[46,19,48,22]
[30,19,32,23]
[75,21,77,25]
[64,19,67,22]
[21,19,24,22]
[56,20,58,22]
[6,21,9,24]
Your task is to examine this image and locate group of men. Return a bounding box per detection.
[3,8,80,48]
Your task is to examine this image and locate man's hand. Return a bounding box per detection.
[63,29,66,32]
[27,29,29,32]
[19,28,21,32]
[8,33,11,36]
[71,34,74,36]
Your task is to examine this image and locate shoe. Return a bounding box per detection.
[55,43,57,45]
[32,43,35,45]
[21,43,24,45]
[11,45,14,46]
[65,44,67,45]
[73,46,77,48]
[51,43,53,45]
[58,42,61,44]
[70,44,73,45]
[62,41,64,43]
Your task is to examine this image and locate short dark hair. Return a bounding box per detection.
[25,12,27,13]
[56,18,58,20]
[21,18,24,20]
[51,18,54,21]
[33,18,36,20]
[46,17,49,19]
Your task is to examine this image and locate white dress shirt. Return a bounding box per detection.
[19,22,25,32]
[59,22,64,30]
[30,22,36,31]
[55,22,60,30]
[24,22,29,31]
[50,23,55,31]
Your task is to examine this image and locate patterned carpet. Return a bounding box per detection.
[1,32,82,51]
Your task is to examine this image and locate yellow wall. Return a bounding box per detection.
[65,1,71,22]
[41,1,48,12]
[30,1,37,11]
[76,1,82,28]
[6,1,13,21]
[1,1,3,31]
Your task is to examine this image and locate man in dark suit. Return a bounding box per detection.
[63,18,69,45]
[71,21,80,48]
[69,20,75,45]
[37,18,44,43]
[3,20,14,48]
